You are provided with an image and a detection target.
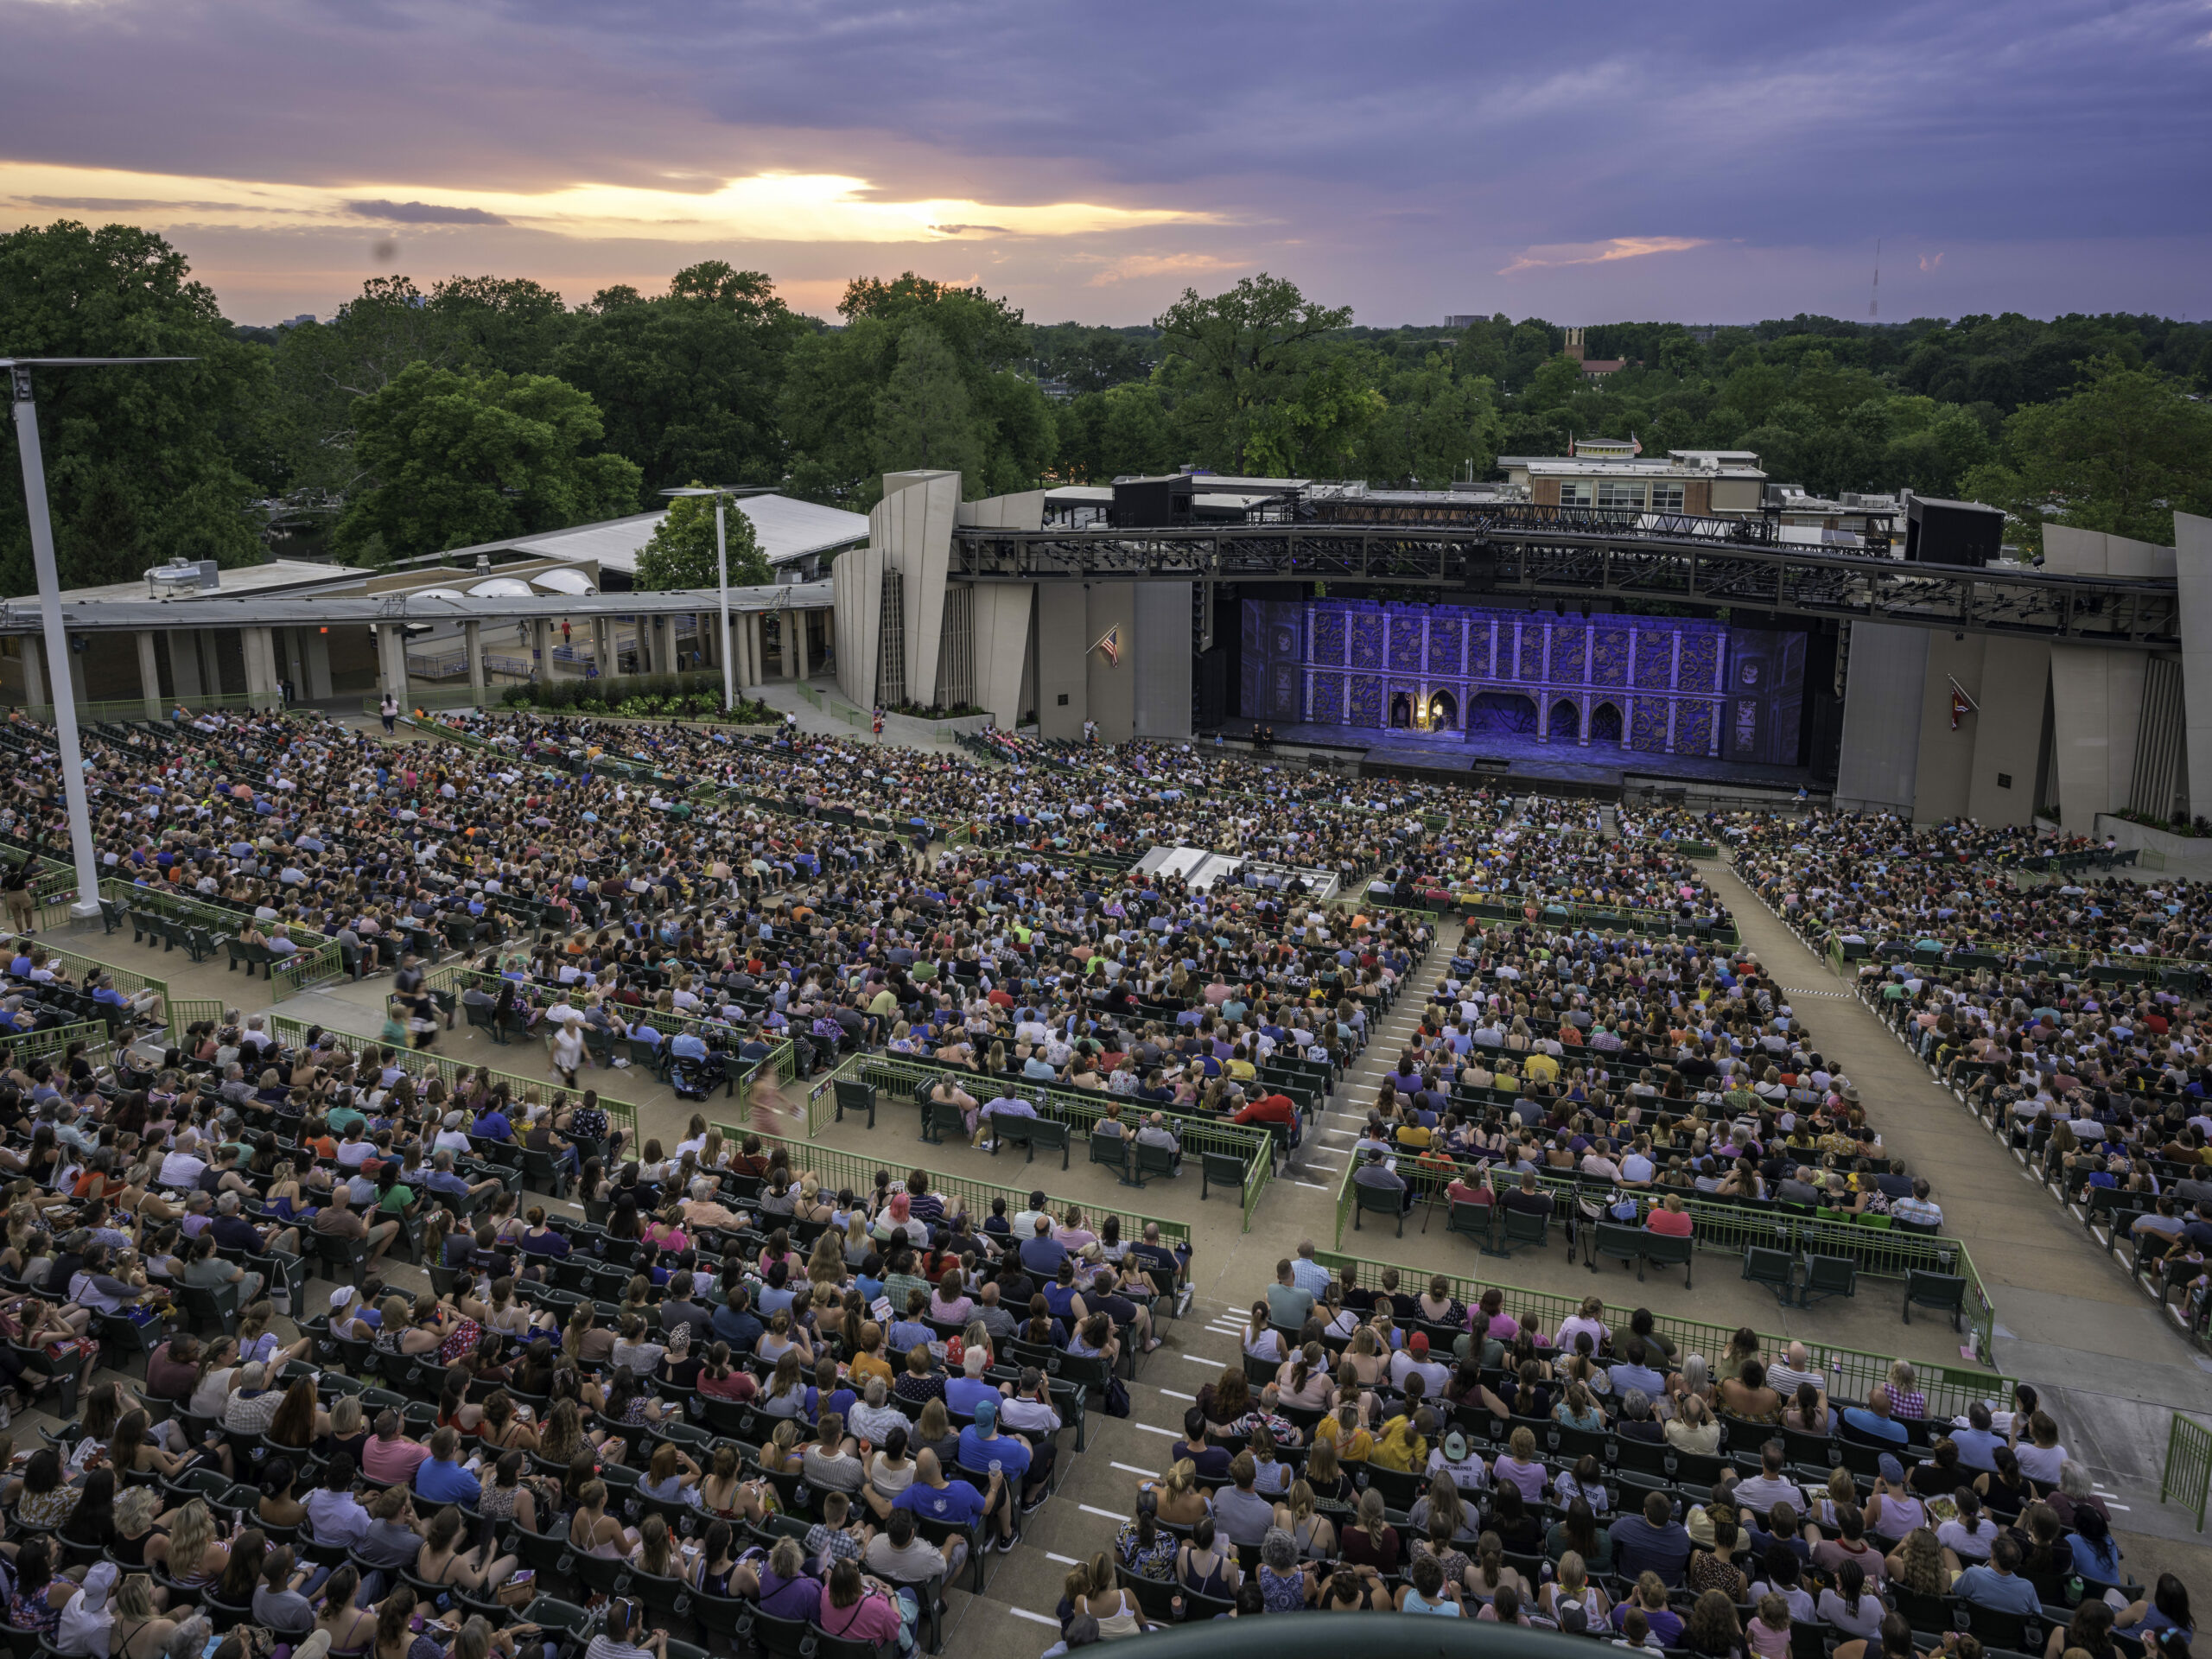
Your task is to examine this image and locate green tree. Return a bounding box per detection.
[869,323,988,479]
[1356,356,1499,487]
[634,485,772,589]
[1153,274,1354,473]
[558,263,806,499]
[332,364,642,558]
[0,219,268,591]
[1997,357,2212,545]
[781,273,1054,507]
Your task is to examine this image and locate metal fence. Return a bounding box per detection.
[1333,1159,2000,1363]
[816,1052,1274,1230]
[2164,1412,2212,1532]
[102,879,342,1000]
[1459,898,1738,947]
[23,938,177,1027]
[709,1119,1194,1258]
[262,1010,641,1149]
[0,1020,106,1065]
[1313,1242,2014,1421]
[20,690,283,722]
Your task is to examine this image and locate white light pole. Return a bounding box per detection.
[660,485,772,715]
[7,355,194,923]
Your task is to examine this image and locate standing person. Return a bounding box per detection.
[1,838,36,936]
[379,692,397,736]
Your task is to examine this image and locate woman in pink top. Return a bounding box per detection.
[929,1268,974,1325]
[644,1211,689,1253]
[1554,1296,1610,1355]
[817,1560,906,1646]
[1646,1195,1694,1236]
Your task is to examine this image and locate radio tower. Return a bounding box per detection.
[1869,238,1881,321]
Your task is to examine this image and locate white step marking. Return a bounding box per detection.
[1008,1609,1061,1627]
[1111,1462,1159,1478]
[1158,1388,1198,1401]
[1078,1503,1128,1520]
[1132,1423,1179,1438]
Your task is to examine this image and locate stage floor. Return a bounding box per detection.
[1221,718,1816,794]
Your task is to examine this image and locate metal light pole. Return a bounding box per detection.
[6,355,194,922]
[660,485,772,714]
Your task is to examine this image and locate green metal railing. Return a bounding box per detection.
[709,1120,1193,1258]
[18,690,283,722]
[422,962,792,1123]
[2164,1413,2212,1533]
[262,1010,641,1150]
[1313,1242,2014,1421]
[1459,898,1738,946]
[1333,1160,2000,1363]
[102,880,342,999]
[10,938,176,1027]
[171,999,226,1033]
[0,1020,106,1065]
[823,1051,1274,1231]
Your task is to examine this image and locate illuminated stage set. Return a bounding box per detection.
[1230,597,1821,793]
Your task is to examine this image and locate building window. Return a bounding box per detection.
[1596,480,1646,510]
[1557,482,1593,507]
[1650,482,1685,512]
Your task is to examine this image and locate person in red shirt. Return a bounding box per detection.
[1232,1088,1303,1151]
[1644,1193,1694,1236]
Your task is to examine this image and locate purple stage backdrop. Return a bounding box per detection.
[1241,598,1804,766]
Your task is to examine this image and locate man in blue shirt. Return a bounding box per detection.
[1016,1216,1066,1279]
[1948,1402,2003,1471]
[711,1284,763,1354]
[893,1449,986,1543]
[1840,1389,1910,1448]
[1955,1536,2040,1615]
[944,1349,998,1418]
[413,1427,481,1505]
[956,1398,1029,1545]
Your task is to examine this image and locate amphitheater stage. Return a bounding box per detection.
[1216,718,1819,801]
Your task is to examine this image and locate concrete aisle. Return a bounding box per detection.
[1704,855,2212,1573]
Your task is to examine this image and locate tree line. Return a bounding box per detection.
[3,217,2209,593]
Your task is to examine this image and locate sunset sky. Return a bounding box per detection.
[3,0,2209,327]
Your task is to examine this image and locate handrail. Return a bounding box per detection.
[1312,1239,2014,1421]
[709,1117,1194,1255]
[261,1010,643,1149]
[101,879,342,1000]
[823,1051,1275,1232]
[1333,1157,1999,1363]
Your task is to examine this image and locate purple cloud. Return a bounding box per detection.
[1,0,2205,324]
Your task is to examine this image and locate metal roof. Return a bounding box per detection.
[435,496,868,573]
[0,580,832,635]
[38,558,378,606]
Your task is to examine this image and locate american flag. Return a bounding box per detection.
[1091,625,1121,666]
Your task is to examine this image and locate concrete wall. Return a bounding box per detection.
[1964,638,2050,824]
[832,544,885,710]
[2174,512,2212,823]
[967,582,1034,730]
[1086,582,1137,741]
[1035,585,1089,741]
[2048,644,2148,825]
[1905,632,2049,826]
[1834,621,1929,815]
[1910,632,1980,823]
[874,471,959,706]
[1132,580,1193,739]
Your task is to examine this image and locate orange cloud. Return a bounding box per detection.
[1498,236,1711,275]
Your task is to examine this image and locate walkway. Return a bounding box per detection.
[1705,856,2212,1560]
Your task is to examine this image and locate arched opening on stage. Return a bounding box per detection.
[1548,699,1580,743]
[1389,690,1413,728]
[1426,690,1458,730]
[1590,701,1624,746]
[1467,690,1538,737]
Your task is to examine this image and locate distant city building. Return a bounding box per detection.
[1563,327,1626,378]
[1497,447,1768,518]
[279,314,316,328]
[1444,315,1484,329]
